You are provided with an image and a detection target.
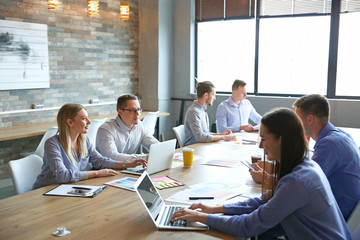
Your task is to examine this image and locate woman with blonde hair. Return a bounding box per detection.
[33,103,146,189]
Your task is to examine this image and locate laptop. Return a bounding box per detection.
[134,171,208,230]
[121,139,176,175]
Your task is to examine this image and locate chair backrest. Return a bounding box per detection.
[34,126,58,158]
[87,118,107,148]
[348,201,360,239]
[8,154,43,195]
[142,111,159,136]
[172,125,185,148]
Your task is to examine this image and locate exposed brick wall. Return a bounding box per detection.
[0,0,139,180]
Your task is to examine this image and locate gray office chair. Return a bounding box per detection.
[140,112,159,153]
[34,126,58,159]
[348,201,360,239]
[172,125,185,148]
[8,154,43,194]
[87,118,107,148]
[142,111,159,137]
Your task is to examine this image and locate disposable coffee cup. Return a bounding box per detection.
[251,154,262,164]
[183,147,194,168]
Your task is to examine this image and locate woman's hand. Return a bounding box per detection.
[95,169,118,177]
[171,207,207,224]
[250,162,263,184]
[188,203,225,214]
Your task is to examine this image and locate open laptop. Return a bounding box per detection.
[121,139,176,175]
[134,171,208,230]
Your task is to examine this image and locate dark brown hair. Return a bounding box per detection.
[117,94,138,110]
[196,81,215,98]
[261,108,308,179]
[293,94,330,120]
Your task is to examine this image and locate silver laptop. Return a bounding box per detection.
[121,139,176,175]
[134,171,208,230]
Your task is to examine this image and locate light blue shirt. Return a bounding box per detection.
[33,135,118,189]
[216,97,262,133]
[313,122,360,219]
[206,159,351,239]
[184,101,214,146]
[96,115,159,162]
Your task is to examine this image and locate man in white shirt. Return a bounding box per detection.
[96,94,159,168]
[216,80,262,133]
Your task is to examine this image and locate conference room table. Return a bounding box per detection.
[0,132,263,240]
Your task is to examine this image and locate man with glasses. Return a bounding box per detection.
[216,79,262,133]
[96,94,159,168]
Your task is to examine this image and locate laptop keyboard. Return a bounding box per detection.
[134,168,145,173]
[164,206,186,227]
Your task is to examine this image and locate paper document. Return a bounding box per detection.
[105,177,138,191]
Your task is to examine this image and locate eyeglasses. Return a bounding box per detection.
[121,108,143,114]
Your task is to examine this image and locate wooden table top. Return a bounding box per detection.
[0,136,262,240]
[0,111,170,142]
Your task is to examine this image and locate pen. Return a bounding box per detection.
[189,197,214,200]
[72,186,92,190]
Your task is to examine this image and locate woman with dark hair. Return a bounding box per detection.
[171,108,350,239]
[33,103,146,189]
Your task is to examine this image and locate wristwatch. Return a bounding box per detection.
[122,160,130,169]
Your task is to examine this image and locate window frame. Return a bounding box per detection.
[195,0,360,99]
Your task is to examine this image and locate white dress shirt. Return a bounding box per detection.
[96,115,159,162]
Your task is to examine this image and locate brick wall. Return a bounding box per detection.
[0,0,139,180]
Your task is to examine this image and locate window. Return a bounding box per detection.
[196,0,360,98]
[336,11,360,97]
[197,20,255,93]
[258,16,330,95]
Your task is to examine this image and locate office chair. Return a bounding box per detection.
[347,201,360,239]
[172,125,185,148]
[142,111,159,137]
[34,126,58,159]
[8,154,43,194]
[87,118,107,148]
[139,112,159,153]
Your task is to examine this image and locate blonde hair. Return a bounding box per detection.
[57,103,88,164]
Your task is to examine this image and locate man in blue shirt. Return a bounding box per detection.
[216,80,262,133]
[294,94,360,220]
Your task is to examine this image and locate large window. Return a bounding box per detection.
[336,11,360,97]
[197,20,255,93]
[196,0,360,98]
[258,16,330,95]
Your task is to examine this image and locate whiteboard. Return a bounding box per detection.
[0,20,50,90]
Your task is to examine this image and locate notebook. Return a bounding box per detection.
[134,171,208,230]
[121,139,176,175]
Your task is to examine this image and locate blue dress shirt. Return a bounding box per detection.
[216,97,262,133]
[206,159,351,239]
[312,122,360,219]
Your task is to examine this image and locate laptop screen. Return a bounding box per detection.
[136,173,163,221]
